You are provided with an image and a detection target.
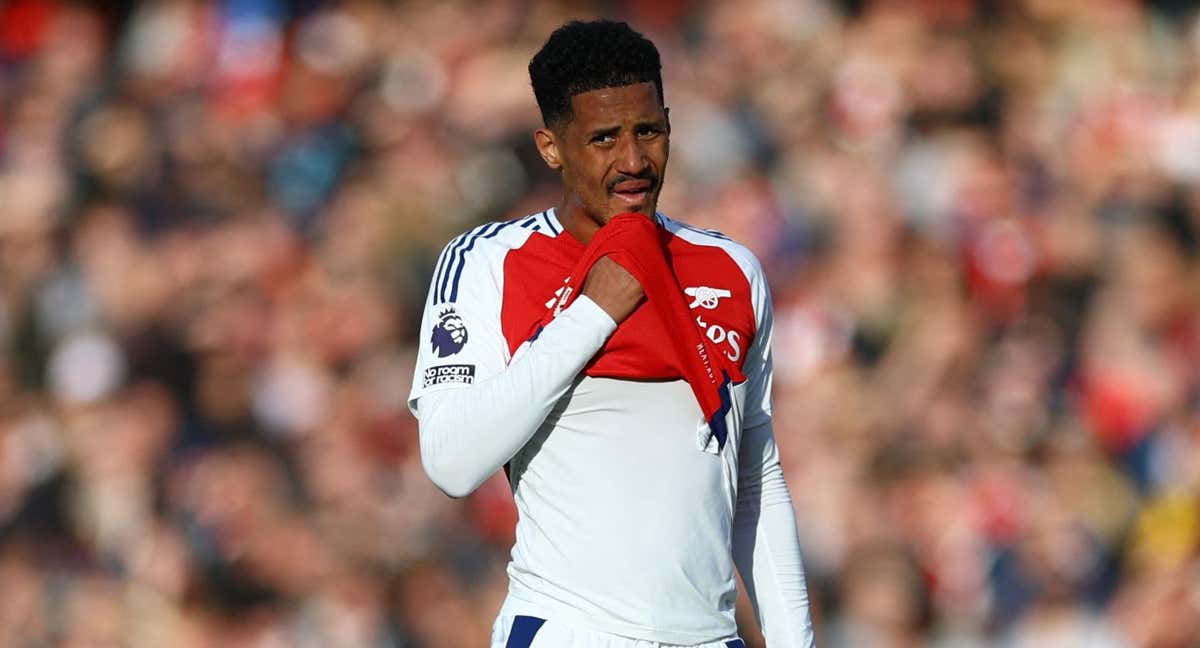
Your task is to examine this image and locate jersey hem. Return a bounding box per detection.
[501,588,737,646]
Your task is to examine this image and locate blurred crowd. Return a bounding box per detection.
[1,0,1199,646]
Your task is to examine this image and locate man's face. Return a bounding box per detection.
[538,82,669,232]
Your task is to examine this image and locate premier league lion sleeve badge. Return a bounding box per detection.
[431,306,469,357]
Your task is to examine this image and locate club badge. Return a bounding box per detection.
[685,286,732,310]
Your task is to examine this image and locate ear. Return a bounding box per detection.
[664,107,671,134]
[534,127,562,171]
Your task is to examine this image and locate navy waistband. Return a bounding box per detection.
[505,615,546,648]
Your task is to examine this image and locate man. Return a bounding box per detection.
[409,19,815,648]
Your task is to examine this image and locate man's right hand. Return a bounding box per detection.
[581,256,645,324]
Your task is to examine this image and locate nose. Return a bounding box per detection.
[615,134,648,175]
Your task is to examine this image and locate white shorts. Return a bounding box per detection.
[490,608,746,648]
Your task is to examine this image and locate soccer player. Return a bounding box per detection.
[409,19,815,648]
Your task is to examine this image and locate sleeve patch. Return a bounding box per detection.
[430,306,469,357]
[423,364,476,388]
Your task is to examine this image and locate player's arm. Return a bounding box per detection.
[731,273,816,647]
[411,243,639,498]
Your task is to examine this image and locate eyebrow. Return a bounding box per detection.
[587,118,666,138]
[588,125,621,139]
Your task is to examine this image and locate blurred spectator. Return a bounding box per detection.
[1,0,1200,646]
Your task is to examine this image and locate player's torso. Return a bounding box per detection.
[465,209,759,641]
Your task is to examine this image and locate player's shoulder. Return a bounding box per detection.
[431,210,559,305]
[440,210,559,256]
[658,212,766,285]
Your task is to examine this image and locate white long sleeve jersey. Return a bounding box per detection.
[409,209,814,646]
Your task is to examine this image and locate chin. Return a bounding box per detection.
[607,202,656,218]
[587,202,656,228]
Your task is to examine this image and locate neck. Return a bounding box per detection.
[555,195,601,246]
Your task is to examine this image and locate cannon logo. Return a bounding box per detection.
[685,286,731,310]
[431,306,469,357]
[423,364,476,388]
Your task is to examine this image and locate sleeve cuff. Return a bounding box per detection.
[565,295,618,337]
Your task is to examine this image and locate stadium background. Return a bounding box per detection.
[2,0,1200,646]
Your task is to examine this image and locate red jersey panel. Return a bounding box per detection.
[501,215,756,380]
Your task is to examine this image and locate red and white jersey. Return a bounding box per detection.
[409,208,777,644]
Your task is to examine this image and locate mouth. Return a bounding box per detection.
[610,179,654,205]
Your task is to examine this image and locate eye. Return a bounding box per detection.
[636,125,662,138]
[590,133,616,145]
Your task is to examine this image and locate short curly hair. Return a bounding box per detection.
[528,20,663,129]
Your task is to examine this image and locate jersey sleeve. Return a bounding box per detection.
[733,257,816,646]
[740,253,774,430]
[408,226,510,409]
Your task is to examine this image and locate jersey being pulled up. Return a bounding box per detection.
[408,208,778,644]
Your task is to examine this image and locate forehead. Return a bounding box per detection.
[567,82,663,127]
